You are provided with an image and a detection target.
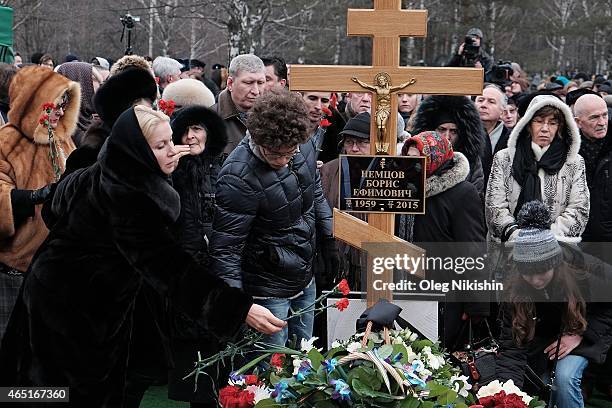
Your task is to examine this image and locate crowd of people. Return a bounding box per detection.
[0,45,611,408]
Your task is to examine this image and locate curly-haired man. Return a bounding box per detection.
[209,88,338,346]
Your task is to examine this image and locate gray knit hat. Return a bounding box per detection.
[512,201,563,275]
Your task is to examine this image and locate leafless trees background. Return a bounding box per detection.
[2,0,611,76]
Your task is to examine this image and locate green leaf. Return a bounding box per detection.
[436,389,458,405]
[425,381,447,397]
[410,340,434,352]
[308,348,324,370]
[392,344,409,364]
[352,379,396,400]
[377,344,394,360]
[254,399,277,407]
[313,400,339,408]
[269,372,282,386]
[399,398,422,408]
[234,352,272,375]
[351,366,383,390]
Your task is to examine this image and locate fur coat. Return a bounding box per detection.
[485,95,590,243]
[0,108,252,406]
[0,66,80,272]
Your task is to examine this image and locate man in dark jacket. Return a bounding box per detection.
[212,54,266,157]
[576,94,611,242]
[210,88,337,346]
[447,27,493,71]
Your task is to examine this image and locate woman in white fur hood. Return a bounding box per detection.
[485,95,589,243]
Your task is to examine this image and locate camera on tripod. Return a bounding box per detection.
[120,13,140,55]
[120,14,140,30]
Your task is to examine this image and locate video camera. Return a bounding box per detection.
[485,61,514,87]
[463,34,480,66]
[120,13,140,29]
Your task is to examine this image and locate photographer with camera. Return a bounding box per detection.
[447,27,493,71]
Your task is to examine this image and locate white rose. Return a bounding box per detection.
[477,380,503,398]
[450,374,472,398]
[300,337,322,353]
[347,342,362,353]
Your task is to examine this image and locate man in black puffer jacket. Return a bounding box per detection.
[210,88,337,346]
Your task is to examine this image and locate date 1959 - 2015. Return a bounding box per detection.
[0,387,69,402]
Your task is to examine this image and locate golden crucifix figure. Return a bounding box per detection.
[351,72,416,153]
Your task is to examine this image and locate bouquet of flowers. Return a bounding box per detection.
[470,380,545,408]
[39,102,64,182]
[219,326,479,407]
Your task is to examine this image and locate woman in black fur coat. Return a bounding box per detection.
[410,95,486,200]
[167,105,231,406]
[0,105,284,407]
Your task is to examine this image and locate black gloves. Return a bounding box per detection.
[30,184,54,205]
[10,184,55,229]
[321,236,340,282]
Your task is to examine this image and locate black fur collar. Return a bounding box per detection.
[411,95,484,165]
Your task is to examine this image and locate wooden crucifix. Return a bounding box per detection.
[289,0,483,306]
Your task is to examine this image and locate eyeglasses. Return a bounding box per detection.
[343,138,370,148]
[261,146,300,159]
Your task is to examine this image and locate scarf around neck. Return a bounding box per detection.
[512,132,568,217]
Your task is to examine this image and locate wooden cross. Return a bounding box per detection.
[289,0,483,306]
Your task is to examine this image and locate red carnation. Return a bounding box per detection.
[158,99,176,117]
[42,102,56,111]
[244,374,259,385]
[335,298,350,311]
[330,93,338,109]
[39,114,49,125]
[219,385,255,408]
[337,279,350,296]
[322,106,332,116]
[320,118,332,127]
[270,353,285,368]
[502,393,529,408]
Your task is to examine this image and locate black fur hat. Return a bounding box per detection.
[171,106,228,157]
[94,67,158,125]
[410,95,484,165]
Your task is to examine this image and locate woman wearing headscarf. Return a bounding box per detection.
[0,66,80,341]
[167,105,229,407]
[56,61,103,147]
[63,55,158,173]
[397,131,487,349]
[0,105,284,407]
[485,95,589,243]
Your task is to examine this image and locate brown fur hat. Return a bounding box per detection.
[110,55,153,77]
[8,65,81,144]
